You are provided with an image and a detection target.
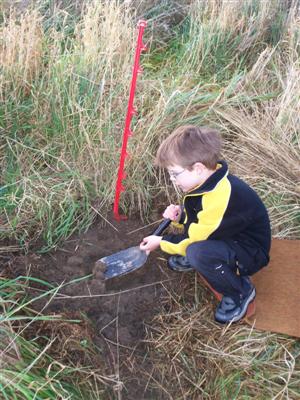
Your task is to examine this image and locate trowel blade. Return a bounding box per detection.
[100,246,148,279]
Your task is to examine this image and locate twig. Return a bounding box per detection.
[127,218,163,235]
[91,206,119,232]
[28,278,177,300]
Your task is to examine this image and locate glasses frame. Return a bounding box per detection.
[168,168,186,180]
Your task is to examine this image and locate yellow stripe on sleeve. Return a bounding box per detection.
[188,176,231,242]
[160,237,191,255]
[160,176,231,256]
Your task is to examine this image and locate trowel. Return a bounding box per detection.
[97,219,171,279]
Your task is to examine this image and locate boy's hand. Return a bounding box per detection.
[163,204,182,222]
[140,235,162,254]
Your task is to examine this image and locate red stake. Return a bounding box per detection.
[113,20,147,221]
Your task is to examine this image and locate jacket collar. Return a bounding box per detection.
[186,160,228,196]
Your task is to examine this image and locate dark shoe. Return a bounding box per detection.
[215,287,256,324]
[168,256,193,272]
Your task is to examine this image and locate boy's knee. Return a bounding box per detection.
[186,242,210,271]
[186,240,230,273]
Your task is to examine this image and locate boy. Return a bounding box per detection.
[140,125,271,323]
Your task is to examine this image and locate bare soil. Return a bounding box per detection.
[4,213,181,399]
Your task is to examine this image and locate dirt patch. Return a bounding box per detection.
[4,213,180,399]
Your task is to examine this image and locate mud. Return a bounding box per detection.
[4,213,178,399]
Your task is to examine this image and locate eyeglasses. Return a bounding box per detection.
[168,169,186,180]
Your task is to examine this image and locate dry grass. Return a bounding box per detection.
[217,104,300,238]
[0,8,43,96]
[77,0,134,69]
[0,1,138,247]
[214,13,300,238]
[143,274,300,399]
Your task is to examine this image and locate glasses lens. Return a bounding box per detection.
[168,169,184,179]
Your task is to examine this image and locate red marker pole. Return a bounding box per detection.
[113,20,147,221]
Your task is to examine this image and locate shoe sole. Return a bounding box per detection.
[215,288,256,324]
[168,265,194,272]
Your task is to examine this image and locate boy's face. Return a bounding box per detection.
[167,163,209,193]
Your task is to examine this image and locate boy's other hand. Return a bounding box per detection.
[140,235,162,254]
[163,204,182,222]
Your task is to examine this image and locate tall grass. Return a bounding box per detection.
[133,0,300,238]
[0,0,299,249]
[0,1,136,249]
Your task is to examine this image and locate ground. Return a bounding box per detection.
[4,213,190,399]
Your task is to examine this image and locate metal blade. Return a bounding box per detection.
[100,246,148,279]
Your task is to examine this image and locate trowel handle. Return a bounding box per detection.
[152,218,171,236]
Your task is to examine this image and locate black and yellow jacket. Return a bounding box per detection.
[160,161,271,260]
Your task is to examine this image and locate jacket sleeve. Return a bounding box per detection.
[160,177,231,255]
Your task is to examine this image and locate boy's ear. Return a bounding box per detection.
[193,162,205,174]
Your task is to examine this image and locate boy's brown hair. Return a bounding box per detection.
[155,125,221,170]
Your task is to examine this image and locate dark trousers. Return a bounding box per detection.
[186,240,265,303]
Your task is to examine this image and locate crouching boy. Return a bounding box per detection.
[140,125,271,324]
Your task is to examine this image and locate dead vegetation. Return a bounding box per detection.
[143,274,300,399]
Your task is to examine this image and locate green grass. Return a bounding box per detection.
[0,276,111,399]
